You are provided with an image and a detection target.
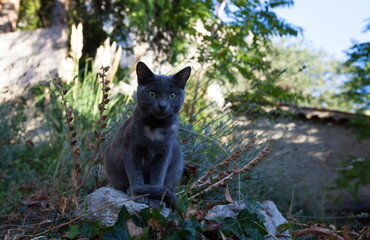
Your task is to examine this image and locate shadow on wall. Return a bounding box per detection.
[0,26,67,101]
[235,113,370,218]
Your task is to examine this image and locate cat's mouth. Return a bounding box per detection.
[153,112,172,119]
[151,108,172,119]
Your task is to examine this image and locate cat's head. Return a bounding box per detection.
[136,61,191,119]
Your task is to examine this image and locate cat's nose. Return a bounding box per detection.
[159,106,165,112]
[158,101,166,113]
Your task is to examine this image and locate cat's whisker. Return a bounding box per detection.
[143,111,152,118]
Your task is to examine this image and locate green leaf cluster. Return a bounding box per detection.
[335,156,370,200]
[100,198,267,240]
[340,40,370,112]
[17,0,53,30]
[0,98,62,218]
[222,209,267,240]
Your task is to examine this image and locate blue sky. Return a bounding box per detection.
[274,0,370,60]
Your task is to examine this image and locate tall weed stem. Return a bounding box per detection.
[75,66,111,195]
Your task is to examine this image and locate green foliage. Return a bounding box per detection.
[66,63,129,131]
[330,20,370,200]
[70,0,301,71]
[269,39,346,108]
[338,19,370,113]
[335,156,370,200]
[63,0,308,127]
[180,118,234,168]
[346,115,370,140]
[340,41,370,112]
[99,199,267,240]
[0,99,28,217]
[226,37,351,114]
[71,0,212,60]
[222,209,267,240]
[0,98,62,218]
[17,0,53,30]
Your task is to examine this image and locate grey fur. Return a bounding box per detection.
[105,62,191,208]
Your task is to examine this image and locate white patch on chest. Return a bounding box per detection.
[171,123,178,132]
[144,126,165,141]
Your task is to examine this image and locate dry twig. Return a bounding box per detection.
[190,139,272,199]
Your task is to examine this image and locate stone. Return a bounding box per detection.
[74,187,171,227]
[76,187,290,239]
[206,200,291,240]
[260,201,290,240]
[206,201,246,218]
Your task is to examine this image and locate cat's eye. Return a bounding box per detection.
[148,91,157,98]
[169,93,177,99]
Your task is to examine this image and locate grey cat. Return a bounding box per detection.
[104,61,191,208]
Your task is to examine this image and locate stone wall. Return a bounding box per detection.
[235,112,370,216]
[0,26,67,101]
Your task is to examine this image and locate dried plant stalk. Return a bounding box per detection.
[51,66,111,210]
[51,73,81,207]
[189,138,257,191]
[190,139,272,200]
[75,66,111,195]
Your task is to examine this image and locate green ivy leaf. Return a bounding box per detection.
[80,221,97,239]
[222,207,267,240]
[222,217,245,239]
[66,224,80,239]
[115,205,132,227]
[238,209,267,238]
[139,207,153,223]
[102,205,133,240]
[102,224,131,240]
[152,207,166,225]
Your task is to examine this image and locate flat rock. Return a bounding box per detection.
[260,201,290,240]
[207,200,290,240]
[77,187,290,239]
[206,201,246,218]
[74,187,171,226]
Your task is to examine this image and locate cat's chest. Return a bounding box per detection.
[143,124,177,141]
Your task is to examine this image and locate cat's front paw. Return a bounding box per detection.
[148,199,165,208]
[134,196,150,205]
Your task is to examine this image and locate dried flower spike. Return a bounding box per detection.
[89,143,96,150]
[71,132,77,138]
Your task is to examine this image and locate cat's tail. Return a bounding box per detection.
[131,185,178,209]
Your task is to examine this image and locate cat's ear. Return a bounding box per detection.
[173,66,191,88]
[136,61,154,85]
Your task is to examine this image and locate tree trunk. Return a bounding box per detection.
[0,0,20,33]
[51,0,72,27]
